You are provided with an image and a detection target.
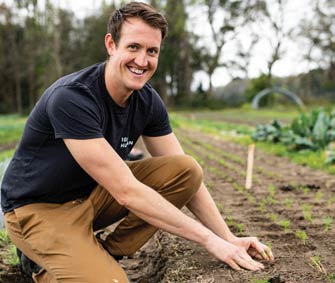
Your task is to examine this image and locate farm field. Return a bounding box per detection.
[1,109,335,283]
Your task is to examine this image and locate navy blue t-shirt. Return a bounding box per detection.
[1,63,172,213]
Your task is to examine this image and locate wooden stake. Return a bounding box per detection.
[245,144,255,190]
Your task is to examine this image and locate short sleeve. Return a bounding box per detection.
[46,84,104,139]
[142,90,172,137]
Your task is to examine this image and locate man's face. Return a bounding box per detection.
[106,17,162,93]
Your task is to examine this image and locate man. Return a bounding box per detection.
[1,2,273,282]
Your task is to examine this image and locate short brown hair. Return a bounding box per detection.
[107,2,168,46]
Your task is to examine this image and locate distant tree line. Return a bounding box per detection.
[0,0,334,114]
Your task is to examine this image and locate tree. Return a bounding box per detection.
[150,0,193,105]
[255,0,293,88]
[196,0,266,97]
[299,0,335,84]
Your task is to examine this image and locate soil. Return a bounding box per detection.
[1,128,335,283]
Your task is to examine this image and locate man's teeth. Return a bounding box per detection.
[130,67,144,75]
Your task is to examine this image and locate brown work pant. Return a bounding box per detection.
[5,155,203,283]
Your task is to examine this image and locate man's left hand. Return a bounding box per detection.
[229,236,274,261]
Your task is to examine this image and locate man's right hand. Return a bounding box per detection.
[205,234,265,271]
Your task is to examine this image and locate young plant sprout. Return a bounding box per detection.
[315,191,324,202]
[309,255,327,274]
[328,196,335,208]
[295,229,308,245]
[284,198,294,208]
[267,184,276,197]
[258,200,266,213]
[302,186,310,195]
[301,204,313,222]
[323,216,333,232]
[268,213,278,223]
[236,223,244,235]
[225,215,235,227]
[279,219,291,233]
[216,201,224,212]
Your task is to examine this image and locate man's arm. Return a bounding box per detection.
[142,133,234,239]
[64,138,206,241]
[143,133,274,261]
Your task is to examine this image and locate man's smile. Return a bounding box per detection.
[129,67,146,75]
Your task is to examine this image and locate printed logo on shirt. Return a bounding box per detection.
[120,137,134,148]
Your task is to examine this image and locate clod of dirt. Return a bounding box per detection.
[303,184,320,191]
[279,185,295,192]
[269,275,285,283]
[279,183,320,192]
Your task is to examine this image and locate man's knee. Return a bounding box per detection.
[171,154,203,195]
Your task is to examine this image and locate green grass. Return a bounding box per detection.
[0,229,11,245]
[172,104,302,124]
[251,277,270,283]
[0,114,26,146]
[0,149,15,162]
[170,112,252,135]
[0,229,19,266]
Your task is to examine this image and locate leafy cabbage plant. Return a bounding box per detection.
[252,109,335,164]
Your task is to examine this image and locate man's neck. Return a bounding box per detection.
[104,62,133,107]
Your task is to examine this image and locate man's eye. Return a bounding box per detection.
[148,49,158,55]
[128,45,138,51]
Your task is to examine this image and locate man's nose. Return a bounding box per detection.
[134,51,148,67]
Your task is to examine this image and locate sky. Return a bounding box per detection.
[3,0,315,89]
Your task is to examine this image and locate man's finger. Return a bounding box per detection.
[260,250,270,261]
[235,253,264,271]
[265,247,274,261]
[227,260,241,271]
[251,240,274,261]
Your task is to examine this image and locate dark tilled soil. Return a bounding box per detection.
[1,130,335,283]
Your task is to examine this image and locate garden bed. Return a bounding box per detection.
[1,114,335,282]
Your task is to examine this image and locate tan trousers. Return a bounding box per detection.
[5,155,203,283]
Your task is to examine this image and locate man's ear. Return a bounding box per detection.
[105,33,116,56]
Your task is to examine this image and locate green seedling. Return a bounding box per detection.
[279,219,291,233]
[323,216,333,232]
[216,202,224,212]
[301,204,313,222]
[315,191,324,202]
[328,273,335,282]
[268,213,278,222]
[302,186,310,195]
[295,229,308,245]
[266,195,276,205]
[284,198,294,208]
[207,153,215,160]
[267,184,276,197]
[236,223,244,235]
[205,181,215,192]
[247,194,256,204]
[265,171,274,179]
[309,255,327,274]
[328,196,335,207]
[225,215,235,227]
[258,200,266,213]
